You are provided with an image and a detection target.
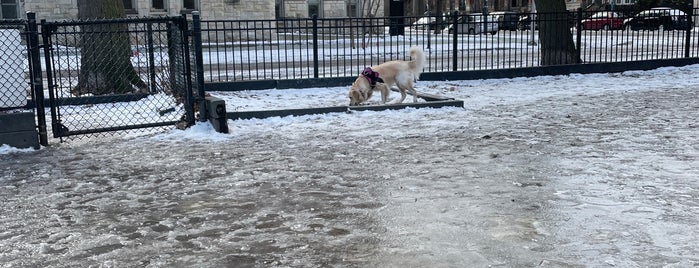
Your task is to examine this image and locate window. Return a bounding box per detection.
[1,0,18,19]
[346,3,357,17]
[346,0,358,17]
[511,0,524,8]
[152,0,166,11]
[123,0,137,14]
[308,0,320,17]
[308,4,319,17]
[183,0,198,10]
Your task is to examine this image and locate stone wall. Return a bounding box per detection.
[284,0,309,18]
[205,0,274,20]
[23,0,78,21]
[323,0,346,18]
[21,0,275,21]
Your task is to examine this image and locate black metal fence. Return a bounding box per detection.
[197,7,699,86]
[40,16,195,140]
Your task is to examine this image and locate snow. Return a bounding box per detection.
[0,64,698,267]
[0,144,36,154]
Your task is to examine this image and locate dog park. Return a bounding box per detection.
[1,10,698,267]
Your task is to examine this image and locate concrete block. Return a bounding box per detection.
[205,96,229,133]
[0,112,35,132]
[0,112,39,149]
[0,131,39,149]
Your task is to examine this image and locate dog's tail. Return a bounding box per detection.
[409,46,426,80]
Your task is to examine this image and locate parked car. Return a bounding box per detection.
[491,11,520,31]
[413,11,449,30]
[581,11,625,30]
[623,7,690,31]
[448,13,499,35]
[517,14,538,31]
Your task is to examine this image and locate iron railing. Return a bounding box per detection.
[197,8,699,84]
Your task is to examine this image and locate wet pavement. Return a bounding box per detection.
[1,86,698,267]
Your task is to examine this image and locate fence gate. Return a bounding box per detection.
[40,16,195,140]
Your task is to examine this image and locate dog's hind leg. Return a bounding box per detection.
[395,86,407,104]
[407,85,418,103]
[407,80,418,103]
[395,80,417,103]
[379,84,390,104]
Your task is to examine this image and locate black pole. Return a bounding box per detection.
[312,15,319,78]
[147,22,157,93]
[26,12,48,146]
[684,5,692,58]
[192,11,207,122]
[40,20,60,139]
[576,8,582,62]
[426,20,431,50]
[179,15,196,126]
[452,11,458,71]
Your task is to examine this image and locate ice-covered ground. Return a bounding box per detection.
[1,65,698,267]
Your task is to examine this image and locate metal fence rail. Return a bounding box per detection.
[197,8,699,85]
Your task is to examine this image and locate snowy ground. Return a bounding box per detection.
[1,65,698,267]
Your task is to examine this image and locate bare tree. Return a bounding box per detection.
[73,0,147,96]
[363,0,382,17]
[358,0,384,48]
[433,0,445,34]
[536,0,581,65]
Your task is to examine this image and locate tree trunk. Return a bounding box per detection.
[434,0,444,34]
[73,0,147,96]
[536,0,581,65]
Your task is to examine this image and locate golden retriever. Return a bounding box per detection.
[349,46,425,106]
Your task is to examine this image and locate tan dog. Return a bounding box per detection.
[349,46,425,106]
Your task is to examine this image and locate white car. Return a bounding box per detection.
[413,11,448,30]
[448,13,499,35]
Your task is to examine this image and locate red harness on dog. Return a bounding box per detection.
[361,67,384,88]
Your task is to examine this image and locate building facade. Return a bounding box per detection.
[2,0,675,22]
[1,0,276,21]
[0,0,386,21]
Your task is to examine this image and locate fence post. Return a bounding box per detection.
[39,20,62,138]
[177,15,196,127]
[146,22,157,93]
[576,8,582,62]
[26,12,48,146]
[426,23,431,49]
[312,15,319,79]
[191,11,207,122]
[685,5,692,58]
[452,11,458,71]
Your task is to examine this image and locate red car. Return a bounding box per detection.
[581,11,625,30]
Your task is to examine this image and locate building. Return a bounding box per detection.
[1,0,275,21]
[2,0,669,23]
[0,0,387,21]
